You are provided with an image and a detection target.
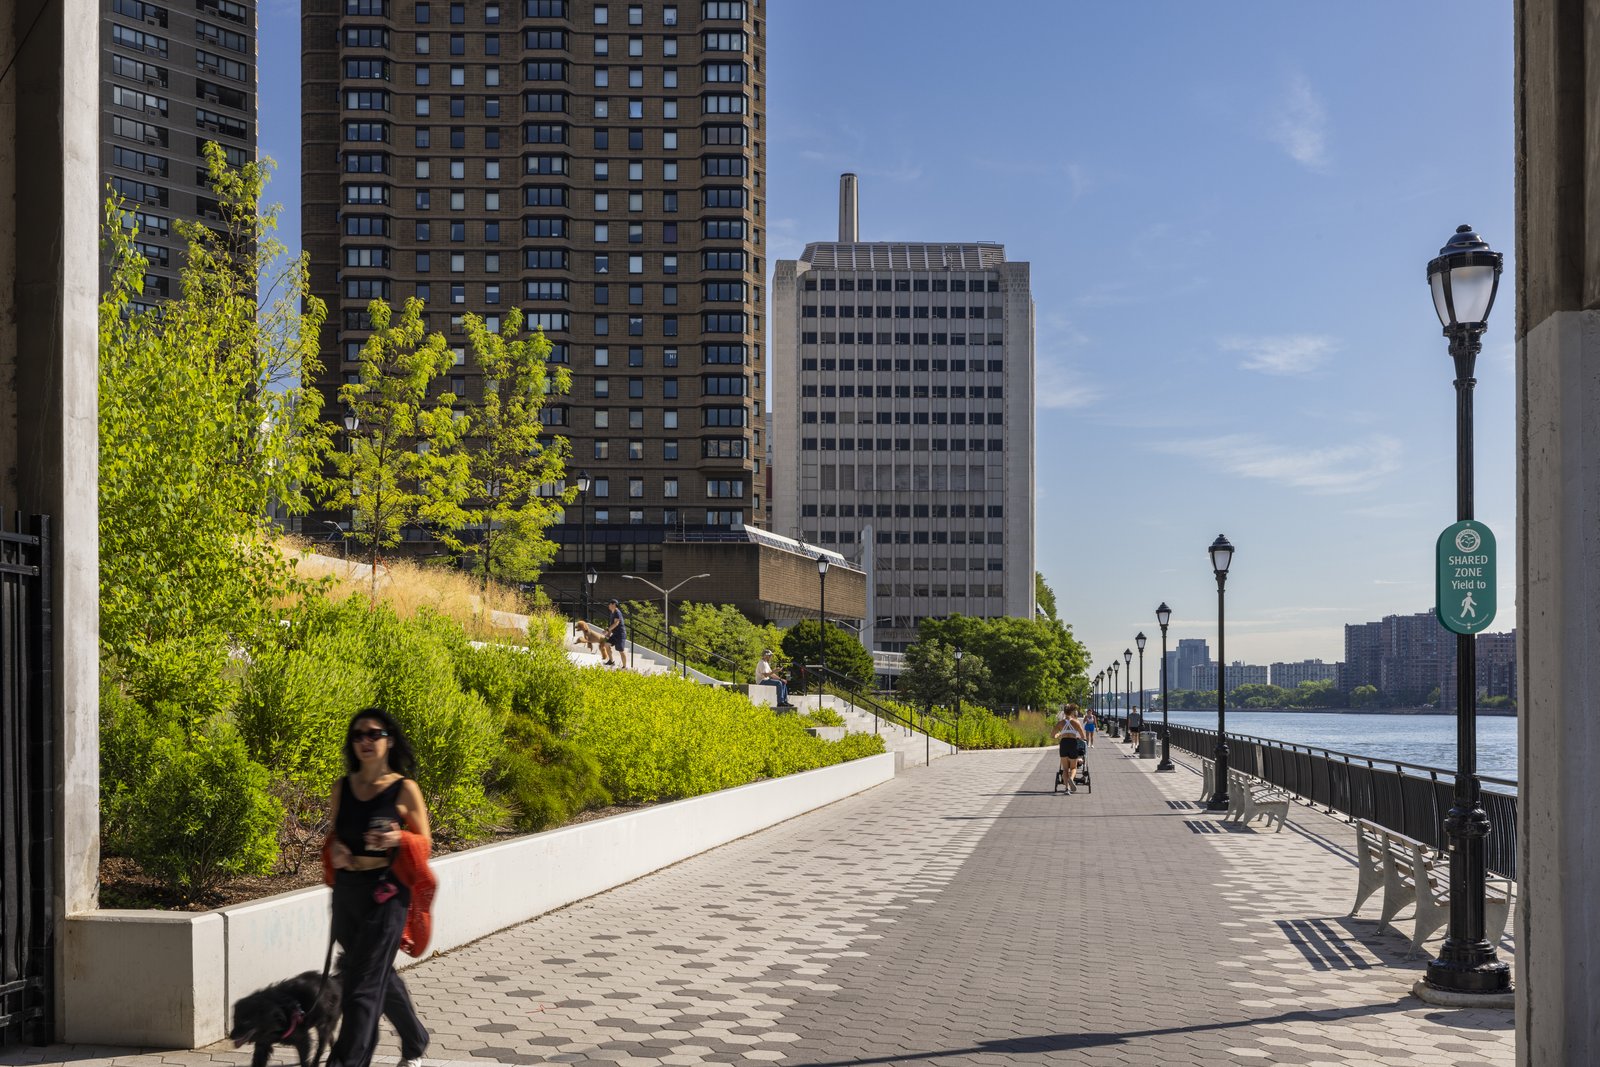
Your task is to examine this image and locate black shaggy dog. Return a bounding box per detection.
[229,969,341,1067]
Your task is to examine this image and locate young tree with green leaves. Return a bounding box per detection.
[456,310,573,588]
[899,640,990,712]
[329,298,470,596]
[99,144,329,663]
[781,619,875,688]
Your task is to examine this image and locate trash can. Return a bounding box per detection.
[1138,729,1157,758]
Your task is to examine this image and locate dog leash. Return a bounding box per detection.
[285,896,339,1041]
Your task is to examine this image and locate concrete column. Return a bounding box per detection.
[1514,0,1600,1060]
[4,0,104,1042]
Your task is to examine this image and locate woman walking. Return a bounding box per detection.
[1083,708,1097,747]
[322,709,437,1067]
[1053,705,1089,794]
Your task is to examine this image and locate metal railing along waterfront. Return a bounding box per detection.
[1163,724,1518,879]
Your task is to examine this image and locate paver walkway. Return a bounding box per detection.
[6,743,1516,1066]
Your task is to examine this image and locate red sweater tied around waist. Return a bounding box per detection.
[322,829,438,957]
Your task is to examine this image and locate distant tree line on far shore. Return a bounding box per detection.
[1144,680,1516,712]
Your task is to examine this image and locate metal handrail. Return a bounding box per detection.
[1164,723,1518,879]
[801,663,953,739]
[1164,722,1516,788]
[545,588,747,685]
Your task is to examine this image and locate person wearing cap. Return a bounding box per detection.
[604,598,629,669]
[755,649,793,707]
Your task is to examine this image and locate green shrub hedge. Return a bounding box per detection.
[98,591,887,901]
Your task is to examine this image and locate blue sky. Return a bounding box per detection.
[258,1,1517,671]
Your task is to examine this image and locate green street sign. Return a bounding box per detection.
[1436,520,1496,635]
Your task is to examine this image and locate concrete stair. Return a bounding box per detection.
[782,693,957,767]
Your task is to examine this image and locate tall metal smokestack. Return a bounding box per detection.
[838,173,859,242]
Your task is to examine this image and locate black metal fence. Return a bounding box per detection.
[1165,723,1518,879]
[0,515,53,1046]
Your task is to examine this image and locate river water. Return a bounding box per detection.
[1155,709,1518,785]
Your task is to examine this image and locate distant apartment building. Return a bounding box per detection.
[1379,611,1450,705]
[1191,661,1268,691]
[1271,659,1339,689]
[1168,637,1209,692]
[1441,630,1518,707]
[771,175,1036,652]
[302,0,770,600]
[1342,621,1383,691]
[102,0,258,309]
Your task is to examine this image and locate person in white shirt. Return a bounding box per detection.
[756,650,793,707]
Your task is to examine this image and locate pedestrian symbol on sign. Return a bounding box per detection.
[1461,591,1477,620]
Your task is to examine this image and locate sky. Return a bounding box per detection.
[257,1,1518,673]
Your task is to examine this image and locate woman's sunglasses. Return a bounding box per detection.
[351,728,390,742]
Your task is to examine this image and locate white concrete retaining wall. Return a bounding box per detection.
[62,752,896,1048]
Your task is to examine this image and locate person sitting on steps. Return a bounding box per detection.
[756,649,794,707]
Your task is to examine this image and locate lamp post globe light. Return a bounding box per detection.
[1206,535,1234,811]
[816,554,831,691]
[1422,225,1510,997]
[1155,603,1174,771]
[1123,648,1134,745]
[576,471,593,619]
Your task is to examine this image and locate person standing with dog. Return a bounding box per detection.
[323,709,436,1067]
[604,597,630,670]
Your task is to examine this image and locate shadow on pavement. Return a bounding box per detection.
[785,997,1504,1066]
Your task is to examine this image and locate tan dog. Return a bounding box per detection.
[574,620,613,663]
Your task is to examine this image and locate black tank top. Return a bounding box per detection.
[336,777,406,858]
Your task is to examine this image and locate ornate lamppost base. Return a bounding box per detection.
[1411,976,1512,1009]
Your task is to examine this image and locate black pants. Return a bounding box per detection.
[330,868,429,1067]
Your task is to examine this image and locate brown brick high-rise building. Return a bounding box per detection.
[303,0,767,595]
[102,0,257,308]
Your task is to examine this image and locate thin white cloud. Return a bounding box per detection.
[1036,359,1100,410]
[1156,433,1402,494]
[1268,73,1330,170]
[1221,333,1337,376]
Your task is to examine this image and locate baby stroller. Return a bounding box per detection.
[1053,749,1091,794]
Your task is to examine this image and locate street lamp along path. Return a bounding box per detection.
[1419,224,1511,998]
[1154,603,1174,772]
[1206,534,1234,812]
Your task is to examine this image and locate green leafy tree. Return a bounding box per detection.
[329,298,470,593]
[671,602,784,680]
[899,640,990,711]
[1351,684,1379,708]
[1289,679,1342,708]
[457,310,573,587]
[1232,683,1292,709]
[917,614,1088,710]
[781,619,875,688]
[99,146,329,662]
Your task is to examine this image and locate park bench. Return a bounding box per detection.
[1349,818,1514,956]
[1224,770,1290,832]
[1198,758,1214,804]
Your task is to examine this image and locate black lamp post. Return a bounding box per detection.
[1109,661,1119,733]
[1123,648,1133,744]
[1094,671,1103,725]
[1155,603,1174,771]
[341,408,360,558]
[954,646,965,751]
[576,471,592,619]
[1136,633,1147,751]
[816,554,830,690]
[1206,535,1234,812]
[1422,224,1510,996]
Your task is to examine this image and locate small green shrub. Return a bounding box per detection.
[124,721,282,901]
[236,606,375,792]
[804,708,846,727]
[99,675,182,851]
[493,716,611,832]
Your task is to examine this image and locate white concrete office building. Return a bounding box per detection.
[771,176,1036,652]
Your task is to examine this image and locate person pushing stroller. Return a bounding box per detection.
[1053,705,1088,794]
